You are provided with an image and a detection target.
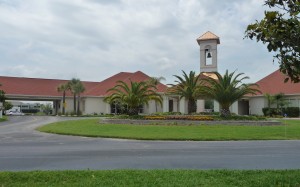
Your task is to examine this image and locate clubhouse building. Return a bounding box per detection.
[1,31,299,116]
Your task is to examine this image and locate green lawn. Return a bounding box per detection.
[1,170,300,187]
[37,118,300,140]
[0,116,7,122]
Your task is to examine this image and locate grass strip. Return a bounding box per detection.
[0,116,7,122]
[37,119,300,140]
[1,170,300,187]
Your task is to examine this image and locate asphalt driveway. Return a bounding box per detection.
[0,116,300,171]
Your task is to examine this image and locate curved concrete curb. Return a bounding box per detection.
[100,118,282,126]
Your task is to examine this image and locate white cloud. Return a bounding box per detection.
[0,0,278,84]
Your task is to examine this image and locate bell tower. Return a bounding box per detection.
[196,31,220,73]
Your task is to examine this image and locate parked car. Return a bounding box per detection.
[7,111,25,116]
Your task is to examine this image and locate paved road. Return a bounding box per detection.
[0,116,300,171]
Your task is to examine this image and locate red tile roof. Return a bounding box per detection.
[0,76,99,97]
[85,71,167,96]
[255,70,300,95]
[0,71,167,98]
[197,31,220,44]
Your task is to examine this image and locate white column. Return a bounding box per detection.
[163,96,169,113]
[230,101,238,115]
[179,98,187,114]
[214,100,219,112]
[196,99,205,113]
[173,99,178,112]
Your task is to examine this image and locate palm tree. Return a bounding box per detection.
[200,70,261,117]
[147,76,166,86]
[72,81,85,116]
[147,76,166,112]
[105,80,162,116]
[168,71,202,114]
[69,78,81,113]
[57,83,71,115]
[264,93,275,116]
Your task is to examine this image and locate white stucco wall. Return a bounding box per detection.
[58,97,74,114]
[179,98,188,114]
[84,97,109,115]
[249,97,265,115]
[196,99,205,113]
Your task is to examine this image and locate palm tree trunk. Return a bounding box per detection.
[187,99,197,114]
[77,94,80,116]
[73,93,76,112]
[62,91,66,115]
[128,107,138,116]
[220,108,231,117]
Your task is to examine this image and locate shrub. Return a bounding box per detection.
[151,112,182,116]
[70,111,77,116]
[262,108,281,116]
[213,115,266,121]
[282,107,300,117]
[263,107,300,117]
[144,115,213,121]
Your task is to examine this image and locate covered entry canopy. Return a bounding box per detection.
[0,76,99,114]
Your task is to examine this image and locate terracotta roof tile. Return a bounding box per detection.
[0,71,168,98]
[255,70,300,95]
[0,76,99,97]
[197,31,220,44]
[85,71,167,96]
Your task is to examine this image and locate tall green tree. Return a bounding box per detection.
[57,83,71,115]
[3,101,13,111]
[69,78,81,112]
[105,80,162,116]
[274,93,289,111]
[199,70,260,117]
[0,83,6,103]
[168,71,202,114]
[245,0,300,82]
[73,81,85,116]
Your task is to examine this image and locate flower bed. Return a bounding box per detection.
[144,115,213,121]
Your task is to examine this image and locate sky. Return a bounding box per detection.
[0,0,279,84]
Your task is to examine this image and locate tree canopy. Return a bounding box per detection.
[105,80,162,115]
[199,70,261,117]
[168,71,202,114]
[0,83,6,103]
[245,0,300,83]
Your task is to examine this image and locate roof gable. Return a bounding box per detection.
[85,71,167,96]
[255,70,300,95]
[197,31,220,44]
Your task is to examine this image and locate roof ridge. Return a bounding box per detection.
[0,75,99,83]
[84,72,135,95]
